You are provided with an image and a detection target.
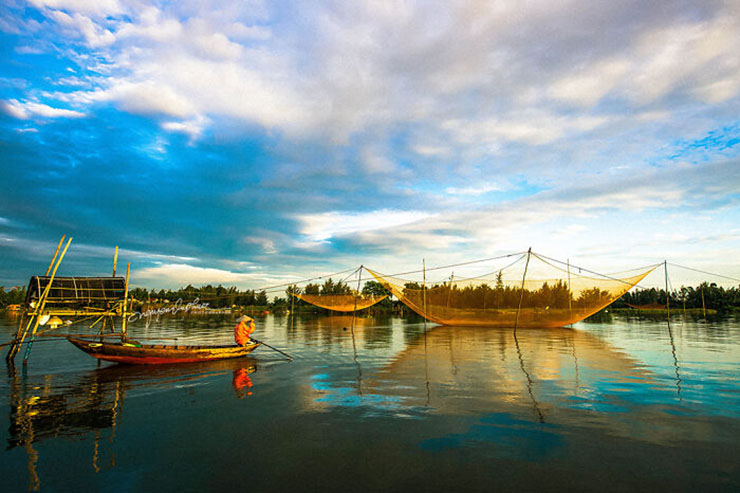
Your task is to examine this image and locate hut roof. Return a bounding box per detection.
[26,276,126,308]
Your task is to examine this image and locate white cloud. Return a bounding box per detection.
[296,209,434,243]
[14,0,740,150]
[28,0,125,18]
[549,58,631,107]
[161,116,209,141]
[327,159,740,272]
[361,147,395,174]
[624,17,740,104]
[15,45,45,54]
[443,112,609,146]
[445,184,502,196]
[135,263,259,285]
[48,9,115,47]
[1,99,85,119]
[243,237,278,254]
[411,144,450,157]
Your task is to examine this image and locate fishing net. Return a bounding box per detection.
[625,303,666,310]
[292,293,389,312]
[366,253,656,328]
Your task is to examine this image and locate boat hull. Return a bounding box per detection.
[67,337,260,365]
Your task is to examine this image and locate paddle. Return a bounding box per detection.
[250,337,293,361]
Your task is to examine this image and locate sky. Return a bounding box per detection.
[0,0,739,292]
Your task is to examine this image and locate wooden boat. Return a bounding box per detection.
[67,337,260,365]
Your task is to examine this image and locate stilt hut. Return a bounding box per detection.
[5,236,131,364]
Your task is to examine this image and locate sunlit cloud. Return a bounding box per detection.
[296,210,435,244]
[135,263,258,286]
[445,184,503,196]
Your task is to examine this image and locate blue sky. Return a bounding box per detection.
[1,0,739,291]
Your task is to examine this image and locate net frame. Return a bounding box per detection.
[292,292,389,312]
[366,255,657,328]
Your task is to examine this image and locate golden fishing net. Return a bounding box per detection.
[366,253,656,328]
[292,293,389,312]
[625,303,665,310]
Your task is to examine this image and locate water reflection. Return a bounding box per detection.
[232,367,255,398]
[1,313,738,491]
[315,325,654,424]
[6,358,258,490]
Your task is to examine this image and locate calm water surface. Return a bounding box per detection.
[1,312,738,491]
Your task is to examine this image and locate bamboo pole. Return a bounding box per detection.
[350,266,361,334]
[22,237,73,364]
[354,266,363,313]
[664,260,670,324]
[6,313,26,362]
[112,246,118,277]
[9,235,64,359]
[422,259,427,329]
[567,258,573,327]
[514,248,532,333]
[9,239,70,361]
[701,286,708,330]
[45,235,65,276]
[121,263,130,336]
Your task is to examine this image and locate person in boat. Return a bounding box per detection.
[234,315,255,346]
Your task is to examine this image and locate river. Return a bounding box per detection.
[1,312,738,491]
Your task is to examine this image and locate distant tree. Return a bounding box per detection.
[362,280,391,297]
[256,290,268,306]
[320,278,351,295]
[304,283,320,295]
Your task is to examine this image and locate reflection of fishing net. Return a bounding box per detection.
[293,293,388,312]
[367,253,656,328]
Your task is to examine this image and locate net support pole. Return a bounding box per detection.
[9,237,67,361]
[422,259,427,330]
[447,272,454,312]
[351,266,362,330]
[354,266,362,313]
[121,262,130,336]
[291,286,295,315]
[23,237,73,365]
[701,286,708,330]
[112,246,118,277]
[46,235,65,276]
[567,258,573,327]
[514,248,532,333]
[664,260,670,325]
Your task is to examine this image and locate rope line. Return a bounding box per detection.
[667,262,740,283]
[533,252,662,287]
[85,254,734,303]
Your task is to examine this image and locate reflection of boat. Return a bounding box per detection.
[7,357,258,490]
[67,337,260,364]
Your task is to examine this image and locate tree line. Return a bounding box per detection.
[0,286,26,308]
[2,280,737,313]
[612,283,740,312]
[127,285,271,308]
[286,279,394,311]
[401,279,610,310]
